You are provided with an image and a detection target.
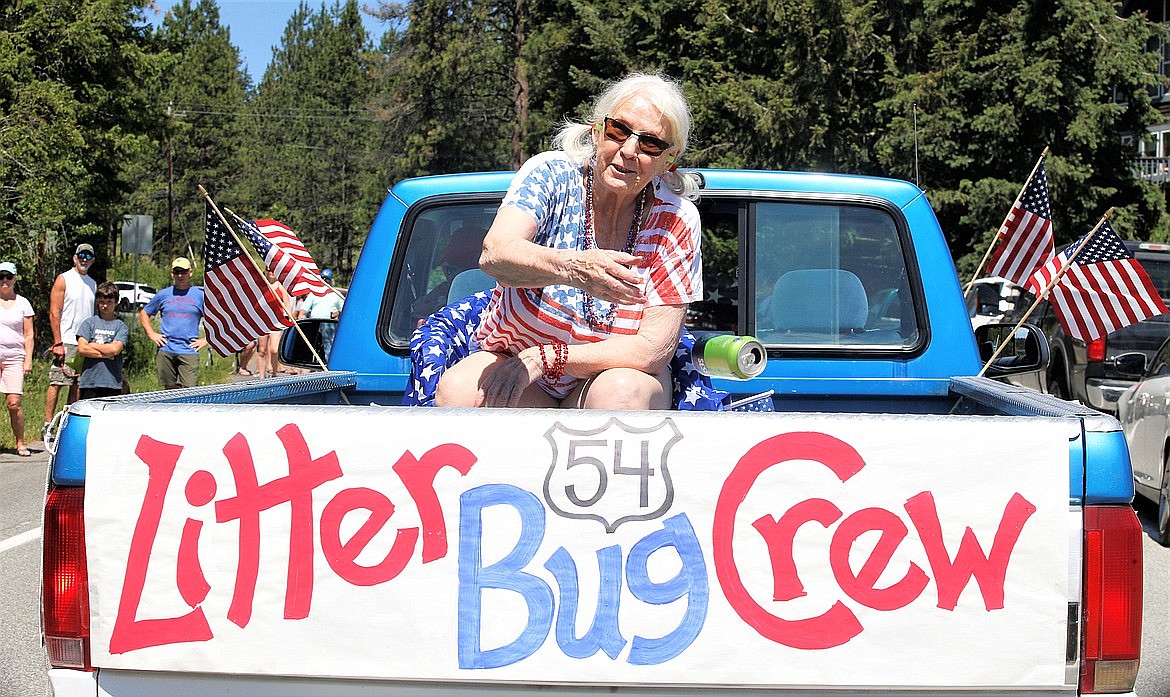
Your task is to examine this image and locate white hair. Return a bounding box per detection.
[551,72,701,201]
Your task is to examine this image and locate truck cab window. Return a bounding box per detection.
[687,200,740,332]
[753,201,919,348]
[388,203,496,342]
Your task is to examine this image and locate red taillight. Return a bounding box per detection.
[42,486,91,671]
[1081,505,1142,693]
[1087,338,1107,363]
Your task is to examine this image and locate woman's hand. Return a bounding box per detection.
[481,348,545,408]
[566,249,646,305]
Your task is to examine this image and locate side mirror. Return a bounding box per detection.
[1111,352,1147,378]
[974,322,1050,377]
[278,318,336,369]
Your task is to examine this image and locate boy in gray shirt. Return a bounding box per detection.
[76,282,129,399]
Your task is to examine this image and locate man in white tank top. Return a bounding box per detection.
[42,243,97,443]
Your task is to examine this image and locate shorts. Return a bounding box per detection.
[48,344,79,386]
[0,357,25,394]
[80,387,122,400]
[156,350,200,388]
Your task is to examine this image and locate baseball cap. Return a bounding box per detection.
[321,268,334,280]
[172,257,192,270]
[0,261,18,278]
[75,243,95,256]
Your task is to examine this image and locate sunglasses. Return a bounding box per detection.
[602,117,672,157]
[0,273,13,281]
[172,268,190,274]
[76,253,94,261]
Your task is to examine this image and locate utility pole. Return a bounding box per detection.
[167,101,175,260]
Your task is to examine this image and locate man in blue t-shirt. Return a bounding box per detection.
[138,257,207,388]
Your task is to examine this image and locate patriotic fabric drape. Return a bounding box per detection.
[203,203,294,355]
[1026,220,1168,342]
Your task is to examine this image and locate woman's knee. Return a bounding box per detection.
[434,354,496,407]
[581,368,670,410]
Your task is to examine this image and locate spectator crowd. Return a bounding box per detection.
[0,244,342,455]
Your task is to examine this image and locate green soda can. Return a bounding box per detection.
[692,334,767,380]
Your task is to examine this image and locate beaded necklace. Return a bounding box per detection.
[581,161,647,329]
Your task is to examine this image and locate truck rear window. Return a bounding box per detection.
[751,201,919,348]
[386,196,920,351]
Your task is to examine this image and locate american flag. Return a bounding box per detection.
[203,202,294,355]
[247,218,330,297]
[1025,220,1168,342]
[987,162,1054,285]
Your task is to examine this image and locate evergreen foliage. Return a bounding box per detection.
[2,0,1168,315]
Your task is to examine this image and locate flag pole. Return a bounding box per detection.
[976,207,1114,378]
[963,147,1051,295]
[225,210,345,303]
[198,186,329,372]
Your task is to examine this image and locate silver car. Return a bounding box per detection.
[1117,335,1170,544]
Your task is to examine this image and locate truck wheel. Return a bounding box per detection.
[117,298,130,312]
[1159,456,1170,547]
[1046,374,1069,401]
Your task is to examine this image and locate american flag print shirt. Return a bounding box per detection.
[473,151,703,397]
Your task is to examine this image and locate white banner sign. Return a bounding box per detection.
[83,407,1074,688]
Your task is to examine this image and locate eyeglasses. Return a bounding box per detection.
[172,268,190,275]
[76,253,94,261]
[0,273,13,281]
[602,117,672,157]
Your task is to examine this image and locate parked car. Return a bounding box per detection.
[964,275,1021,328]
[1001,240,1170,414]
[113,281,156,312]
[1117,334,1170,544]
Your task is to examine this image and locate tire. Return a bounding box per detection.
[1159,454,1170,547]
[1043,355,1071,399]
[116,298,130,312]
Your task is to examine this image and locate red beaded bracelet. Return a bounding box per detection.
[549,341,568,380]
[538,344,553,376]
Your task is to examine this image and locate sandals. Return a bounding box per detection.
[16,447,31,457]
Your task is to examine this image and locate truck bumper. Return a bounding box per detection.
[49,668,1105,696]
[47,668,96,696]
[1086,379,1131,414]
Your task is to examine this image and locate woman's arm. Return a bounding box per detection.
[512,304,685,381]
[480,207,645,305]
[481,305,686,408]
[556,305,686,377]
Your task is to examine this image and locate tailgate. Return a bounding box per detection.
[80,405,1078,691]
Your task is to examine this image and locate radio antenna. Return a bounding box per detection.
[913,102,921,187]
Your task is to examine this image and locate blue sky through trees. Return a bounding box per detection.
[145,0,387,79]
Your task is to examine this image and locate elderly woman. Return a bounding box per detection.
[435,73,702,409]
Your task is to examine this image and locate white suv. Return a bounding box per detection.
[114,281,156,312]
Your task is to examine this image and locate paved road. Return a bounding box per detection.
[1,443,51,697]
[3,442,1170,696]
[1134,497,1170,697]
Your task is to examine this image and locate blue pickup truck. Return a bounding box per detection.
[42,170,1142,696]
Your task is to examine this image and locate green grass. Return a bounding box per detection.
[0,321,235,450]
